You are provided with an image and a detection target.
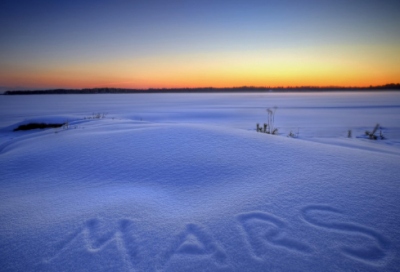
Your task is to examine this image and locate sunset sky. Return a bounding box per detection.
[1,0,399,90]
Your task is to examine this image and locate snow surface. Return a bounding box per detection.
[0,92,400,271]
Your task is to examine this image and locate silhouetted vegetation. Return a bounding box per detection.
[83,112,108,119]
[14,123,65,131]
[365,124,385,140]
[3,84,400,95]
[257,107,279,135]
[287,131,296,138]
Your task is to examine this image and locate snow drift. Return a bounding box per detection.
[0,92,399,271]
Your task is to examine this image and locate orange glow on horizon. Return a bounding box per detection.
[1,45,399,90]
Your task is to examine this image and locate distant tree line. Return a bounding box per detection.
[4,84,400,95]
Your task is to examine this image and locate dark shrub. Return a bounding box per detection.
[14,123,65,131]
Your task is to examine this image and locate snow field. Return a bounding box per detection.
[0,92,400,271]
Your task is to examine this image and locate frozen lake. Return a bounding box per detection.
[1,92,400,155]
[0,92,400,271]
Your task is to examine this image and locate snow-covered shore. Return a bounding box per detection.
[0,92,399,271]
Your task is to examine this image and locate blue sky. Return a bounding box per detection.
[1,0,399,89]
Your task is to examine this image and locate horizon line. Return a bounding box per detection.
[4,83,400,95]
[4,83,400,92]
